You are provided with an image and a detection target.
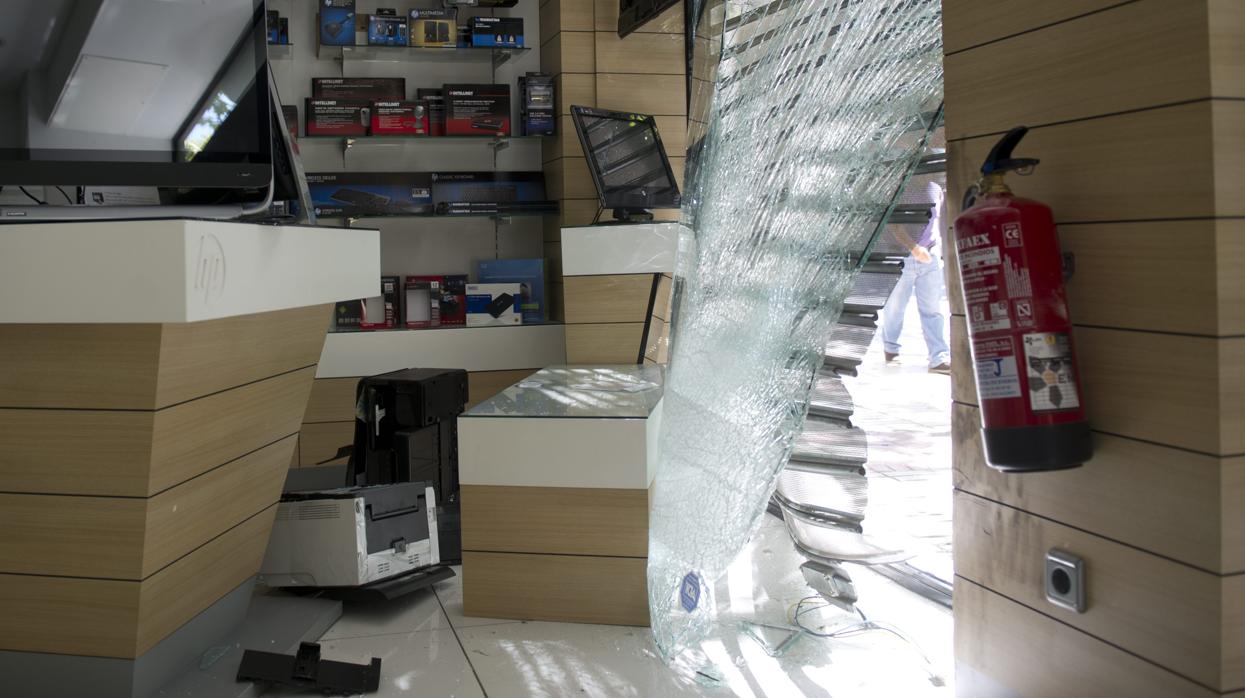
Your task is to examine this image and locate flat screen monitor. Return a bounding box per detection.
[617,0,681,38]
[0,0,271,196]
[570,105,681,223]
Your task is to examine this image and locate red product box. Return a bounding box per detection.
[305,99,370,137]
[439,274,467,326]
[404,275,442,328]
[360,275,402,329]
[311,77,405,100]
[370,101,429,135]
[416,88,445,136]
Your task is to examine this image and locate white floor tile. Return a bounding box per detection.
[321,586,451,640]
[265,629,485,698]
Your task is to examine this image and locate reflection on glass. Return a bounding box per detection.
[464,365,664,419]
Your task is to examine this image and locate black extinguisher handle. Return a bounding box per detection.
[981,126,1041,175]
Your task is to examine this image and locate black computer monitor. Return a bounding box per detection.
[570,105,681,223]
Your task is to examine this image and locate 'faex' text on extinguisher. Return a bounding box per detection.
[952,126,1092,472]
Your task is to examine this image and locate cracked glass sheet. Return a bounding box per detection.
[648,0,943,676]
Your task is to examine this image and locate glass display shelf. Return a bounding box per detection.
[463,365,666,420]
[330,321,564,335]
[310,44,531,66]
[299,134,545,152]
[316,208,558,223]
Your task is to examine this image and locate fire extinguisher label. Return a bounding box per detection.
[972,337,1022,399]
[1023,332,1081,411]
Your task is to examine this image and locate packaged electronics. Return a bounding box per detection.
[305,99,370,137]
[466,283,522,326]
[518,73,555,136]
[444,84,510,137]
[470,16,524,48]
[279,17,290,45]
[281,105,299,142]
[312,77,406,101]
[457,24,472,47]
[409,8,458,47]
[334,300,365,330]
[404,276,442,328]
[368,9,409,46]
[361,276,402,329]
[307,172,434,217]
[430,171,554,215]
[259,478,440,588]
[416,89,446,136]
[371,101,429,135]
[267,10,280,44]
[350,368,469,561]
[319,0,356,46]
[439,274,468,326]
[477,259,546,324]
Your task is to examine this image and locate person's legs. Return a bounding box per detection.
[881,256,917,358]
[912,255,951,367]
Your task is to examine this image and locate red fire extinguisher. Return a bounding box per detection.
[953,127,1092,472]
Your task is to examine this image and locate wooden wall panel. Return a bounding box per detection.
[555,73,596,114]
[462,484,648,557]
[566,323,645,364]
[299,420,354,467]
[945,0,1214,140]
[942,0,1133,55]
[542,31,596,76]
[540,0,594,43]
[0,409,153,496]
[154,304,329,408]
[954,402,1243,574]
[955,579,1219,698]
[594,31,684,74]
[564,274,655,323]
[947,102,1238,223]
[466,369,539,409]
[596,73,687,115]
[956,492,1231,689]
[463,550,648,626]
[148,367,314,494]
[593,0,683,33]
[0,325,161,409]
[653,274,673,321]
[303,377,358,423]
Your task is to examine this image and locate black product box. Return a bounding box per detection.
[409,8,458,47]
[518,73,555,136]
[319,0,356,46]
[335,299,365,330]
[312,77,406,101]
[470,16,524,48]
[368,9,409,46]
[305,99,370,137]
[430,171,552,214]
[416,88,445,136]
[279,18,290,45]
[457,24,472,47]
[267,10,280,44]
[280,104,299,142]
[307,172,434,217]
[370,101,429,135]
[444,84,510,137]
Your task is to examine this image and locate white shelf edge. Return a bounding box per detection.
[315,323,567,378]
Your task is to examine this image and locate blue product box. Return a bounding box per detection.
[470,16,524,48]
[477,258,546,324]
[320,0,356,47]
[368,14,408,46]
[306,172,433,217]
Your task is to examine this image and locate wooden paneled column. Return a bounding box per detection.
[944,1,1245,695]
[540,0,687,339]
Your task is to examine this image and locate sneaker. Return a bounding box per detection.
[929,363,951,375]
[884,352,900,365]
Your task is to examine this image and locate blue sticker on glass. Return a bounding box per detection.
[679,572,701,612]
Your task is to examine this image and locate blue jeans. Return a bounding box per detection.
[881,253,950,367]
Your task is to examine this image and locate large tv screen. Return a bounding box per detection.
[0,0,270,190]
[571,106,681,219]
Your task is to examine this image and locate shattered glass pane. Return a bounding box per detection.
[647,0,944,676]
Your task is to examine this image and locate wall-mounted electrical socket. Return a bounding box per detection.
[1045,549,1086,613]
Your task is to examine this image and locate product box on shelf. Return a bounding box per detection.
[267,10,280,44]
[440,274,468,325]
[518,73,555,136]
[279,18,289,45]
[477,259,546,324]
[430,171,553,215]
[457,24,472,47]
[334,299,365,330]
[305,99,370,137]
[319,0,356,46]
[409,8,457,47]
[306,172,434,217]
[404,276,442,329]
[444,84,510,137]
[466,283,522,326]
[416,88,446,136]
[368,9,409,46]
[312,77,406,101]
[470,16,524,48]
[360,275,402,329]
[370,101,429,135]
